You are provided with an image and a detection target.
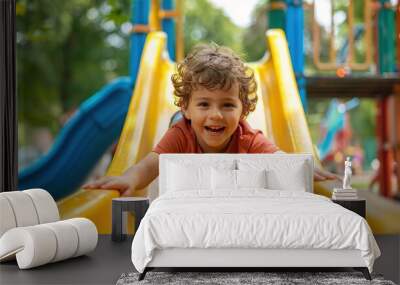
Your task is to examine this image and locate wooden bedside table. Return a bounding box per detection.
[332,199,366,218]
[112,197,149,242]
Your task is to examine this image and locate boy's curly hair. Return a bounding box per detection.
[171,43,258,117]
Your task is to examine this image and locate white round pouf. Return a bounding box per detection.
[23,189,59,223]
[0,196,17,237]
[0,192,39,227]
[42,221,79,262]
[64,218,98,257]
[0,226,57,269]
[0,189,98,269]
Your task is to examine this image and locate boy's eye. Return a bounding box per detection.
[223,103,236,108]
[197,102,209,107]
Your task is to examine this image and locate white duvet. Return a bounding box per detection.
[131,190,380,273]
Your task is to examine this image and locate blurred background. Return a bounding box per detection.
[16,0,399,196]
[13,2,400,282]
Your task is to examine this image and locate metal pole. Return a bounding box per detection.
[396,0,400,198]
[130,0,151,83]
[0,0,17,192]
[160,0,176,61]
[268,0,286,30]
[377,0,396,197]
[285,0,306,110]
[175,0,184,62]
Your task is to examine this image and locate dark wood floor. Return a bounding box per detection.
[374,235,400,284]
[0,235,399,285]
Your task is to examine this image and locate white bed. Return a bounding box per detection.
[131,154,380,280]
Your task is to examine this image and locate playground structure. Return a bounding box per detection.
[18,78,132,200]
[318,98,360,161]
[268,0,400,199]
[17,0,184,201]
[18,0,400,234]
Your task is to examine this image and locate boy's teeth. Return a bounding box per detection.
[205,126,225,132]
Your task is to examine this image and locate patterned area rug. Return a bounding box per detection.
[116,271,395,285]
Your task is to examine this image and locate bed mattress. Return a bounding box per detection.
[131,190,380,273]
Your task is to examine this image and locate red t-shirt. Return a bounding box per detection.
[153,118,279,154]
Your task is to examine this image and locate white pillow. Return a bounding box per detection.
[266,163,307,191]
[237,169,268,189]
[212,168,237,190]
[160,155,237,195]
[211,169,268,190]
[238,158,309,192]
[167,162,212,192]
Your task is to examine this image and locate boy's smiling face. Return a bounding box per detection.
[183,83,243,153]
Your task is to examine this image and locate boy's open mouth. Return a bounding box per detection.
[204,126,225,134]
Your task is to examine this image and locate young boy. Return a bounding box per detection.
[83,44,336,196]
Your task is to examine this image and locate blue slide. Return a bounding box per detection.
[18,77,133,200]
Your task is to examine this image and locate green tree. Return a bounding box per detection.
[241,0,269,61]
[16,0,130,137]
[183,0,243,57]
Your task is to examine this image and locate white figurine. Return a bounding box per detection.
[343,157,352,190]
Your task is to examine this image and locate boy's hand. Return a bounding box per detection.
[313,168,341,182]
[82,174,135,196]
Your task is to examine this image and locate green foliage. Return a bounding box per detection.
[16,0,130,137]
[183,0,271,61]
[241,0,269,61]
[106,0,131,24]
[349,99,376,139]
[183,0,243,58]
[305,98,331,144]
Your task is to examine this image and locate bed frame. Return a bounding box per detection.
[139,248,371,280]
[137,154,372,281]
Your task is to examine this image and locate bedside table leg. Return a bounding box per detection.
[112,202,124,242]
[128,200,149,235]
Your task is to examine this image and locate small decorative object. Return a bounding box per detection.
[332,157,358,200]
[343,157,352,190]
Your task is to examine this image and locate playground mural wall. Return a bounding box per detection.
[16,0,400,234]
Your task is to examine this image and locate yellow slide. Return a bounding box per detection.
[58,32,178,233]
[58,30,399,234]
